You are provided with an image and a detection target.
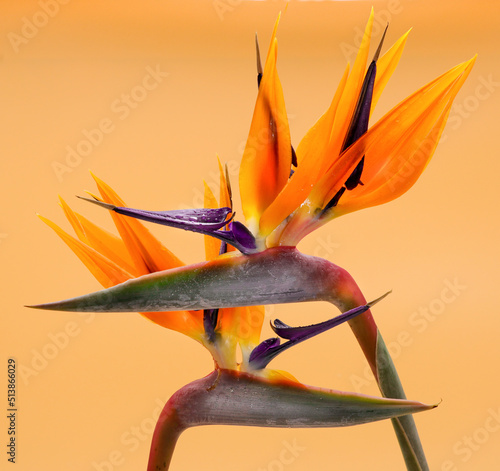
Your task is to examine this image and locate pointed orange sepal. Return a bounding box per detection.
[217,157,232,210]
[239,14,291,233]
[38,214,133,289]
[217,158,237,253]
[276,57,476,246]
[90,173,184,275]
[203,181,222,261]
[59,197,136,276]
[332,56,477,216]
[41,210,204,339]
[371,29,411,110]
[259,65,350,238]
[258,10,375,237]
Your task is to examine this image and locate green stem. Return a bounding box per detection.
[376,334,428,471]
[336,270,428,471]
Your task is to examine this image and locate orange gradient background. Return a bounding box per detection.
[2,1,499,470]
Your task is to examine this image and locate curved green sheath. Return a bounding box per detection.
[147,369,435,471]
[30,247,429,470]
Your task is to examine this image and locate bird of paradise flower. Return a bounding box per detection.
[31,10,475,471]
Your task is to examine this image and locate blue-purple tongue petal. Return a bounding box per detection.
[249,291,390,370]
[228,221,257,251]
[95,201,231,230]
[248,337,281,363]
[77,197,257,254]
[272,304,368,341]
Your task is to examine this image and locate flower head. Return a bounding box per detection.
[30,11,475,471]
[240,12,475,247]
[38,170,266,372]
[34,10,474,377]
[37,170,387,380]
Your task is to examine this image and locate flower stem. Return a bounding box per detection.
[334,269,429,471]
[147,401,184,471]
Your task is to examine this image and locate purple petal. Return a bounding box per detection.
[248,338,281,366]
[321,63,375,212]
[249,292,390,370]
[271,304,370,341]
[113,206,232,231]
[343,61,376,155]
[229,221,257,251]
[218,241,228,256]
[203,308,219,343]
[343,25,387,156]
[114,208,257,254]
[271,319,289,331]
[78,197,257,254]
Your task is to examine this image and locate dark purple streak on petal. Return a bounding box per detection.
[255,34,296,178]
[343,24,387,158]
[256,32,263,88]
[204,235,230,341]
[322,25,388,214]
[203,308,219,343]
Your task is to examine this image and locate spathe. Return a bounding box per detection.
[147,369,436,471]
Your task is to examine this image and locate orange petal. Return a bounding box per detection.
[217,158,238,253]
[318,57,476,215]
[58,196,87,242]
[216,305,265,363]
[90,173,184,275]
[326,8,374,159]
[218,158,232,210]
[139,311,204,339]
[258,10,375,237]
[73,212,137,275]
[236,304,265,348]
[277,57,475,246]
[371,29,410,110]
[337,57,476,214]
[38,215,133,288]
[203,181,222,261]
[59,197,136,275]
[217,305,264,346]
[40,213,203,338]
[259,64,350,237]
[239,15,291,233]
